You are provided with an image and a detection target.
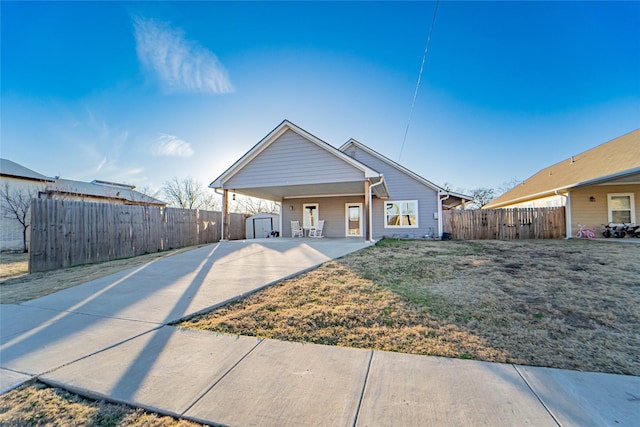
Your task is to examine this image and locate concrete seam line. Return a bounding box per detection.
[180,338,265,417]
[511,365,561,427]
[20,307,167,325]
[32,325,164,378]
[352,349,375,427]
[37,377,185,420]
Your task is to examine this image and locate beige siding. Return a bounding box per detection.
[500,194,565,209]
[226,130,365,189]
[570,184,640,236]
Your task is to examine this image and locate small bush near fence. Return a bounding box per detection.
[29,199,246,273]
[443,207,565,240]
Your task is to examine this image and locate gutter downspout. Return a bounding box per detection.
[214,188,226,241]
[368,175,385,243]
[555,190,571,238]
[438,192,450,238]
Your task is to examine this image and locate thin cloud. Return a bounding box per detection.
[132,15,233,94]
[96,157,107,172]
[153,133,194,157]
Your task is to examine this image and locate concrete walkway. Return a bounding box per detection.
[1,239,638,426]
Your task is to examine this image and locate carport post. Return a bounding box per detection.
[278,200,283,237]
[367,176,384,242]
[364,180,370,241]
[221,189,229,241]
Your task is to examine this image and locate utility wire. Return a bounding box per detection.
[398,0,440,161]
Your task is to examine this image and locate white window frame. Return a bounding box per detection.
[303,203,319,229]
[607,193,636,224]
[384,200,419,228]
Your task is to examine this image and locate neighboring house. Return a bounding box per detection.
[1,158,165,251]
[484,129,640,237]
[0,159,56,251]
[42,179,166,206]
[209,120,470,241]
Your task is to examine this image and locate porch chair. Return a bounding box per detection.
[308,220,325,238]
[291,220,304,238]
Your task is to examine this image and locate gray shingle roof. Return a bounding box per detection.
[50,179,166,205]
[1,158,165,206]
[0,158,54,182]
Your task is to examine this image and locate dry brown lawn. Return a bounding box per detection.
[0,252,29,281]
[0,246,203,304]
[1,239,638,424]
[182,239,640,376]
[0,381,203,426]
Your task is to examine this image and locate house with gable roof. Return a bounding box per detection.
[210,120,470,241]
[484,129,640,237]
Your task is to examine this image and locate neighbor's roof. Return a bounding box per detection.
[0,158,55,182]
[1,158,165,205]
[485,129,640,208]
[50,179,166,206]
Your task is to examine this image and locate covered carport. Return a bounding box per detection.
[210,120,389,241]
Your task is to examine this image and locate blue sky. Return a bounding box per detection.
[2,1,639,198]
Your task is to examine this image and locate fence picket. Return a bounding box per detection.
[443,207,565,240]
[29,200,247,273]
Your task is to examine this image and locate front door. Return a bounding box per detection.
[303,203,319,231]
[345,203,363,237]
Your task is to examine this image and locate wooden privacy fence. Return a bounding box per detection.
[29,199,246,273]
[443,207,565,240]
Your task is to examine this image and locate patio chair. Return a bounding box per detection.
[291,220,304,238]
[308,220,325,238]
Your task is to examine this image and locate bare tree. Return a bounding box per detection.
[162,177,219,210]
[496,177,521,197]
[202,194,221,211]
[233,195,279,215]
[137,185,162,201]
[468,187,496,209]
[0,183,38,252]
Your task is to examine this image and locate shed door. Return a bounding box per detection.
[254,218,273,239]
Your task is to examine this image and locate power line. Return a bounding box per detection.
[398,0,440,162]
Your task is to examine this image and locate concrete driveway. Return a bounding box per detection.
[2,238,639,426]
[1,239,370,385]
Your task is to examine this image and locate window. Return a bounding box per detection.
[384,200,418,228]
[303,203,319,229]
[608,193,635,224]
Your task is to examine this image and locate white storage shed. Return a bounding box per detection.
[245,213,279,239]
